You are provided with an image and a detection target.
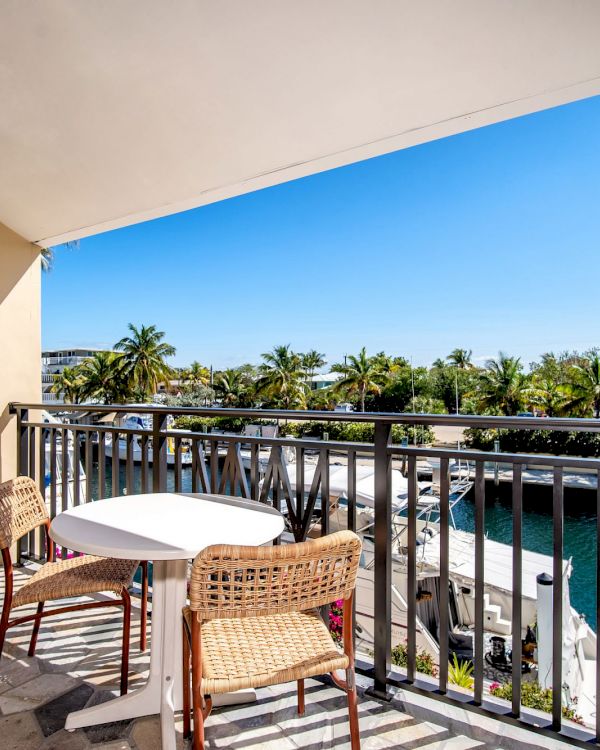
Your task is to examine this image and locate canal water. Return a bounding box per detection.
[91,462,598,631]
[454,482,597,631]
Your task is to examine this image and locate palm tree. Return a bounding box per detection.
[526,376,570,417]
[51,366,83,404]
[184,361,210,388]
[476,352,528,416]
[331,347,386,412]
[40,247,53,272]
[214,368,252,407]
[562,355,600,418]
[255,345,308,409]
[301,350,326,381]
[309,387,340,411]
[39,240,79,272]
[447,348,473,369]
[114,323,176,401]
[78,352,129,404]
[371,352,404,376]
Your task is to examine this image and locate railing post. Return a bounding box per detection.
[17,407,29,478]
[15,408,29,564]
[152,411,168,493]
[366,420,392,701]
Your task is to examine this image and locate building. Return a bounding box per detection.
[42,347,112,403]
[309,372,341,391]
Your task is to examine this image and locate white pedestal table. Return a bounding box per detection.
[49,492,285,750]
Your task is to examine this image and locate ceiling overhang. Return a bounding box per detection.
[1,1,600,247]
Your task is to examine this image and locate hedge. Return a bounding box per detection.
[489,680,582,723]
[464,427,600,457]
[278,421,434,445]
[174,416,435,445]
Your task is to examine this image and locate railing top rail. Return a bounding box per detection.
[390,444,600,470]
[19,416,600,467]
[11,402,600,433]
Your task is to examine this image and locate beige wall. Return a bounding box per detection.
[0,223,41,482]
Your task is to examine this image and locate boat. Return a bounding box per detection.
[324,496,598,728]
[103,413,192,466]
[270,448,596,727]
[42,411,87,511]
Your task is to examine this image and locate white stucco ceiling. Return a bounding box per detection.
[1,1,600,246]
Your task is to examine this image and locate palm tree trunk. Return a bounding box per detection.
[360,387,365,413]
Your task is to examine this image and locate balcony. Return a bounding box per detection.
[2,403,598,749]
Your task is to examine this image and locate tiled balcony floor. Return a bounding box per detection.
[1,564,489,750]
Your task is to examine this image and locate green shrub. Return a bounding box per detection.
[448,653,474,689]
[279,420,434,445]
[174,416,276,433]
[391,642,438,677]
[489,681,583,723]
[174,416,435,445]
[464,428,600,457]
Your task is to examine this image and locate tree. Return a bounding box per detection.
[371,352,408,375]
[184,361,210,388]
[447,348,473,369]
[214,368,254,407]
[563,354,600,418]
[430,364,475,414]
[331,347,386,412]
[368,364,430,413]
[39,240,79,273]
[40,247,53,272]
[526,375,570,417]
[301,350,326,381]
[255,345,309,409]
[475,353,528,416]
[77,351,129,404]
[114,323,176,401]
[51,366,83,404]
[308,387,340,411]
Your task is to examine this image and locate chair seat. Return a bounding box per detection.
[12,555,138,608]
[184,607,349,695]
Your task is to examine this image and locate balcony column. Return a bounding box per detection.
[0,222,41,482]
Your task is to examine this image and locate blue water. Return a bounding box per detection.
[454,482,597,631]
[91,462,598,631]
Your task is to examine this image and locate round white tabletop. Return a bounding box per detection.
[50,491,284,560]
[49,492,284,750]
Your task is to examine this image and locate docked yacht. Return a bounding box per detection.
[103,413,192,466]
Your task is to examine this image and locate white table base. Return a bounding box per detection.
[52,493,284,750]
[65,559,187,750]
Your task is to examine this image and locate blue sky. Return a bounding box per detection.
[43,95,600,371]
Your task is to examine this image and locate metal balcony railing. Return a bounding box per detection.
[9,402,600,748]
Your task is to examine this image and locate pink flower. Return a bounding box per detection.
[490,682,500,692]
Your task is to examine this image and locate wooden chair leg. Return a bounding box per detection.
[297,678,305,715]
[191,617,205,750]
[1,547,14,661]
[347,669,360,750]
[120,589,132,696]
[28,601,45,657]
[0,618,8,660]
[140,561,148,652]
[182,621,191,739]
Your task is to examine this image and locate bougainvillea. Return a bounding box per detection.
[329,599,344,644]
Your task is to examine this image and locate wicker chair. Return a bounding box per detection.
[182,529,362,750]
[0,476,147,695]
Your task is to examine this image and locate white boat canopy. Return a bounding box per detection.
[288,463,410,511]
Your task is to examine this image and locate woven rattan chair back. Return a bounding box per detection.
[189,529,361,620]
[0,476,49,550]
